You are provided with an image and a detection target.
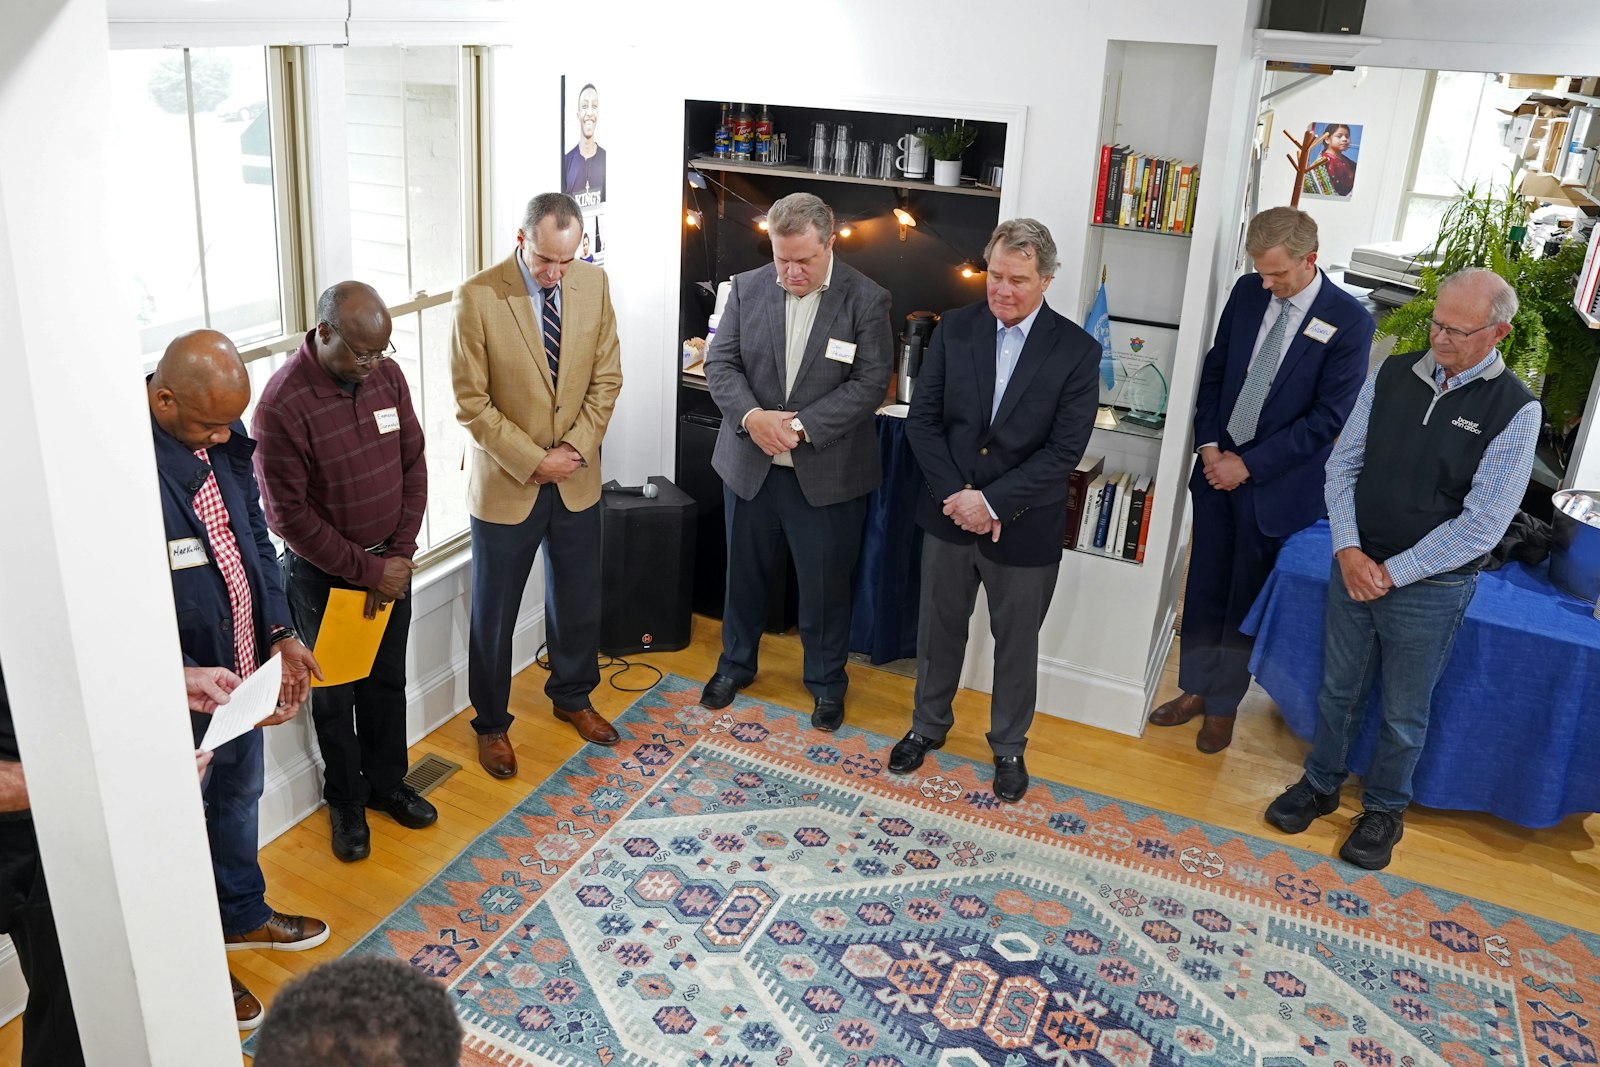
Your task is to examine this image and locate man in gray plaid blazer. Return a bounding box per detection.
[702,192,893,731]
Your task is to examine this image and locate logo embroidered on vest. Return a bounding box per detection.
[1451,416,1482,434]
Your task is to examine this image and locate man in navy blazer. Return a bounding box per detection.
[148,330,328,1025]
[891,219,1100,802]
[1151,208,1372,752]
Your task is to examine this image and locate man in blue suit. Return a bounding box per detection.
[148,330,328,1025]
[1151,208,1373,752]
[891,218,1101,802]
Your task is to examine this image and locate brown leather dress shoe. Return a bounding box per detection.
[1196,714,1236,754]
[555,706,620,745]
[224,910,330,953]
[1149,692,1206,727]
[477,731,517,779]
[232,971,264,1030]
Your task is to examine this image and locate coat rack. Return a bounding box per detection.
[1283,127,1328,208]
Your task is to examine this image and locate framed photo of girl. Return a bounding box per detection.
[1301,121,1361,200]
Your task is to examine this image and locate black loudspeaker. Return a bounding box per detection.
[598,476,697,655]
[1263,0,1365,34]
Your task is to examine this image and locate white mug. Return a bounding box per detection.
[895,131,929,178]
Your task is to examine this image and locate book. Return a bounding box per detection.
[1135,483,1155,563]
[1123,475,1151,559]
[1104,145,1127,225]
[1064,454,1105,549]
[1173,165,1194,234]
[1078,473,1109,550]
[1092,143,1112,224]
[1093,473,1121,550]
[1109,472,1133,550]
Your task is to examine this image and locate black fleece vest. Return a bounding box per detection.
[1354,352,1533,564]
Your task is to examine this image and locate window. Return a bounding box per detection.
[1396,71,1528,248]
[108,47,288,361]
[343,45,481,556]
[113,42,488,561]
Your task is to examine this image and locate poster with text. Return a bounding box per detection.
[1301,121,1361,200]
[561,77,606,265]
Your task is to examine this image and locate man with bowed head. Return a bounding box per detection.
[1151,206,1372,754]
[1266,268,1538,870]
[700,191,893,732]
[254,280,436,865]
[892,217,1101,803]
[146,329,329,1026]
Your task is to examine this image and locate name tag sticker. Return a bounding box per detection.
[825,338,858,364]
[1302,317,1338,344]
[374,407,401,434]
[168,537,209,570]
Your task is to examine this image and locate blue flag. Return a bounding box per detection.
[1086,282,1115,391]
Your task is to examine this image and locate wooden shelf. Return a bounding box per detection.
[690,157,1002,198]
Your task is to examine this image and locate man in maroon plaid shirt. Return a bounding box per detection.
[254,281,435,865]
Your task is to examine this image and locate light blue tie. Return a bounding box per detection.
[1227,298,1291,446]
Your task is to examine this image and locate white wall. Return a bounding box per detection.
[1256,66,1428,267]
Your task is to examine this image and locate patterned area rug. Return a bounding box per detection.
[351,675,1600,1066]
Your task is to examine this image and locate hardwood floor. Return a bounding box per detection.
[3,618,1597,1062]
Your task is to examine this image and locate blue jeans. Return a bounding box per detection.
[1303,561,1477,813]
[191,719,271,934]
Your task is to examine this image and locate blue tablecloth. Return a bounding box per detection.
[849,414,925,663]
[1241,520,1600,828]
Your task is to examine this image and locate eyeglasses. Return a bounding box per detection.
[325,323,396,366]
[1427,317,1497,342]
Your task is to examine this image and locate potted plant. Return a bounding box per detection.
[916,123,980,187]
[1377,182,1600,437]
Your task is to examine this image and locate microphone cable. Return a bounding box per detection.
[532,643,664,693]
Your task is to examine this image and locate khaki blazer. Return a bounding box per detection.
[451,254,623,524]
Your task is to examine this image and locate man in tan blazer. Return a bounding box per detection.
[451,192,624,778]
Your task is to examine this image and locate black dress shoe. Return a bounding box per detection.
[368,784,438,830]
[328,802,370,862]
[1339,809,1404,870]
[993,754,1029,803]
[1265,776,1341,834]
[700,673,744,710]
[888,731,944,775]
[811,697,845,732]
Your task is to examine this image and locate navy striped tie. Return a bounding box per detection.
[541,285,561,381]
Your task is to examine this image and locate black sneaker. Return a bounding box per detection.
[1339,809,1404,870]
[328,802,370,862]
[1265,777,1340,834]
[367,784,439,830]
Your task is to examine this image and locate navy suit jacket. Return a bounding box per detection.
[152,414,291,674]
[906,298,1101,567]
[1190,271,1373,537]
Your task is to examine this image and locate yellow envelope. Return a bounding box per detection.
[310,588,393,687]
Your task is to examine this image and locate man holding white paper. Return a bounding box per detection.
[254,281,434,864]
[149,330,329,1026]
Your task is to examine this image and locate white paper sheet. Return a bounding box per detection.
[198,654,282,752]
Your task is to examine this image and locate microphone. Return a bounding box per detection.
[603,482,659,498]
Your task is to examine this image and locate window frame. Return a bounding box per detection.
[121,39,496,570]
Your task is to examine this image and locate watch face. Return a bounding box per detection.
[790,418,803,432]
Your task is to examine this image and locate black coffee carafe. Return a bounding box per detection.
[897,311,940,404]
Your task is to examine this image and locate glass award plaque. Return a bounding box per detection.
[1120,362,1168,429]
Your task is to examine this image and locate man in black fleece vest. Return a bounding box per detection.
[1265,269,1538,870]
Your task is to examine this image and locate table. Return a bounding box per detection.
[1241,521,1600,829]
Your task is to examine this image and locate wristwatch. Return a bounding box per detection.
[270,627,299,646]
[789,416,806,440]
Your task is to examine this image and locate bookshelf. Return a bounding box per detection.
[1069,40,1217,565]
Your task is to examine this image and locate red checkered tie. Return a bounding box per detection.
[191,450,258,677]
